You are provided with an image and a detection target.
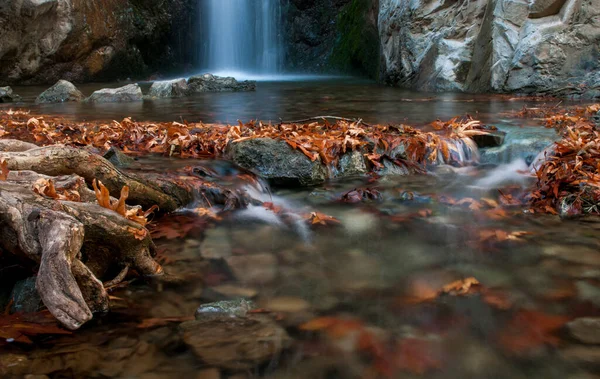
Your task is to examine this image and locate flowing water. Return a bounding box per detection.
[1,81,599,378]
[199,0,284,77]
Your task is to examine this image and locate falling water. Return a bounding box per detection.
[200,0,284,77]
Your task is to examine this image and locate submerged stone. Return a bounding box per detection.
[10,277,42,313]
[36,80,84,104]
[0,86,21,103]
[471,131,506,148]
[181,315,291,370]
[86,84,143,103]
[195,299,255,319]
[568,318,600,344]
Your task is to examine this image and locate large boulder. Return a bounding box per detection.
[86,84,143,103]
[147,78,188,98]
[227,138,326,186]
[187,74,256,93]
[35,80,85,104]
[0,0,198,85]
[378,0,600,97]
[0,86,21,102]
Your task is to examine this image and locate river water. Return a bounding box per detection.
[1,79,599,379]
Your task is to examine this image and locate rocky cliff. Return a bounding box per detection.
[0,0,197,84]
[378,0,600,97]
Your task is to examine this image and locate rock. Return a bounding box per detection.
[0,0,197,84]
[200,227,232,259]
[35,80,84,104]
[10,277,42,313]
[376,158,411,176]
[195,299,255,319]
[86,84,143,103]
[225,253,277,285]
[379,0,600,97]
[0,86,21,102]
[187,74,256,93]
[560,346,600,367]
[576,281,600,308]
[471,131,506,148]
[102,147,134,168]
[338,150,368,177]
[260,296,311,313]
[148,78,189,98]
[542,245,600,266]
[593,111,600,128]
[480,139,556,165]
[568,318,600,344]
[181,315,292,370]
[227,138,327,186]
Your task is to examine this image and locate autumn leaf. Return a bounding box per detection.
[0,159,9,181]
[308,212,341,226]
[0,311,71,345]
[496,310,569,354]
[137,316,194,329]
[93,179,157,226]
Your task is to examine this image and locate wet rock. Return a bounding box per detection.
[576,281,600,308]
[593,111,600,128]
[471,131,506,148]
[226,253,277,285]
[568,318,600,344]
[187,74,256,93]
[0,86,21,102]
[148,78,188,98]
[542,245,600,266]
[86,84,143,103]
[195,299,255,319]
[338,150,368,177]
[376,158,411,176]
[560,346,600,367]
[181,315,292,370]
[10,276,42,313]
[227,138,326,186]
[103,146,134,168]
[35,80,84,104]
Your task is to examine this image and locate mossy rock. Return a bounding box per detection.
[329,0,380,79]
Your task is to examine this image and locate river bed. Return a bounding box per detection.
[1,79,599,379]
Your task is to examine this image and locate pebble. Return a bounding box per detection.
[542,245,600,266]
[568,318,600,344]
[260,296,311,313]
[226,253,277,285]
[560,346,600,367]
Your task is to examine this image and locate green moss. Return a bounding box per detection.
[329,0,380,79]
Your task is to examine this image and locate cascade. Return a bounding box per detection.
[200,0,283,77]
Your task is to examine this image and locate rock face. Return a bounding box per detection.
[227,138,327,186]
[378,0,600,97]
[36,80,84,103]
[0,86,21,102]
[86,84,143,103]
[0,0,198,84]
[187,74,256,93]
[284,0,380,78]
[148,78,188,98]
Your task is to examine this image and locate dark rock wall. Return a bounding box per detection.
[0,0,198,84]
[283,0,380,78]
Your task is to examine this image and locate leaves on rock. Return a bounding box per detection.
[32,178,81,202]
[308,212,341,226]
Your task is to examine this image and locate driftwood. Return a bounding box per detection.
[0,143,260,330]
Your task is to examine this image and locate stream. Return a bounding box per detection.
[1,79,599,379]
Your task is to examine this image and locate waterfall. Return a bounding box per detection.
[200,0,283,77]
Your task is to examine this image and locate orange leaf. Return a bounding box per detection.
[0,159,9,181]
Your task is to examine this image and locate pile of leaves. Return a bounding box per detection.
[0,112,495,172]
[529,104,600,216]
